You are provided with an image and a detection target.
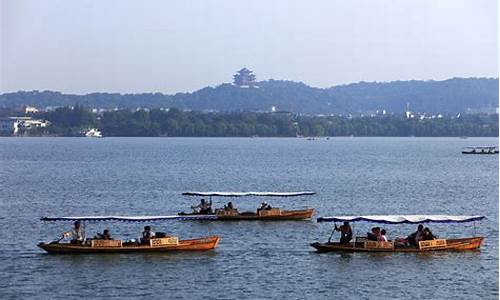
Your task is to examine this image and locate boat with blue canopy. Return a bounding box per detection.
[311,215,485,253]
[38,215,220,254]
[178,191,316,220]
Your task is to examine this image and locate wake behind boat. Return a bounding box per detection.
[38,215,220,254]
[311,215,485,253]
[178,191,315,221]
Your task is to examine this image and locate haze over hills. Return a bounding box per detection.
[0,77,498,114]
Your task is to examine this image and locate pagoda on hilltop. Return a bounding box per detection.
[233,68,257,88]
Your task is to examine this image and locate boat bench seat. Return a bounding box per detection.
[258,208,281,217]
[150,237,179,246]
[91,239,123,248]
[364,241,394,249]
[419,239,447,250]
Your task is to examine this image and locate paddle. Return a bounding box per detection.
[327,224,338,243]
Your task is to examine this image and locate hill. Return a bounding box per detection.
[0,77,497,114]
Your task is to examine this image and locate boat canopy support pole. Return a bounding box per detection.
[83,221,87,243]
[352,223,356,249]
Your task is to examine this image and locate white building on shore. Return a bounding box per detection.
[0,117,50,135]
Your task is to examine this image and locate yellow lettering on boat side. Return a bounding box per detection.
[91,240,123,247]
[150,237,179,247]
[419,239,447,250]
[364,241,394,249]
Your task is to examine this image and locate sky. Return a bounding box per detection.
[0,0,498,94]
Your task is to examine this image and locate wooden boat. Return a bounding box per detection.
[38,236,220,254]
[312,215,485,253]
[213,207,314,220]
[179,191,316,221]
[462,146,499,154]
[311,237,484,253]
[39,215,221,254]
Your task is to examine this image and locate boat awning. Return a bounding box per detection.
[182,191,316,197]
[317,215,485,224]
[41,215,218,222]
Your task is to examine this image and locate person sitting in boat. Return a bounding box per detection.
[62,221,85,244]
[141,226,155,245]
[258,202,272,212]
[224,202,235,211]
[378,229,388,242]
[334,222,353,244]
[422,227,436,241]
[367,227,380,241]
[191,198,213,214]
[95,229,112,240]
[407,224,424,246]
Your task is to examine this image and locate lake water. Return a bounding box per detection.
[0,137,498,299]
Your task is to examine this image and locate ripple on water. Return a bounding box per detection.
[0,137,497,299]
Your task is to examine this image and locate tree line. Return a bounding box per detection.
[22,106,498,137]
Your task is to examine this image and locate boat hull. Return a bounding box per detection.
[462,152,498,155]
[38,236,220,254]
[310,237,484,253]
[217,208,314,221]
[179,208,314,221]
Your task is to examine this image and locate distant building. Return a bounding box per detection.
[405,102,412,119]
[24,106,39,114]
[465,107,499,115]
[44,106,62,112]
[233,68,257,87]
[0,118,19,134]
[0,117,50,135]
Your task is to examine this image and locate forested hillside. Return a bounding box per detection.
[1,78,497,114]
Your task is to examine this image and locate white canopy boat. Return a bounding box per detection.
[179,191,316,220]
[38,215,220,254]
[462,146,498,154]
[311,215,485,253]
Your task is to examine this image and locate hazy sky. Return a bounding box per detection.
[1,0,498,94]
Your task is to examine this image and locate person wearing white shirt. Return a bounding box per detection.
[379,229,388,242]
[63,221,85,244]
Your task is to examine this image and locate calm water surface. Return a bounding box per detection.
[0,137,498,299]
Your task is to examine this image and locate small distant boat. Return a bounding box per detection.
[178,191,316,221]
[462,146,498,154]
[84,128,103,138]
[38,215,220,254]
[311,215,485,253]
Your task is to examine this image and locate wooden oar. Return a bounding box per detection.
[327,224,337,243]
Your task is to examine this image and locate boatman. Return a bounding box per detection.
[334,221,353,244]
[141,226,155,245]
[62,221,85,244]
